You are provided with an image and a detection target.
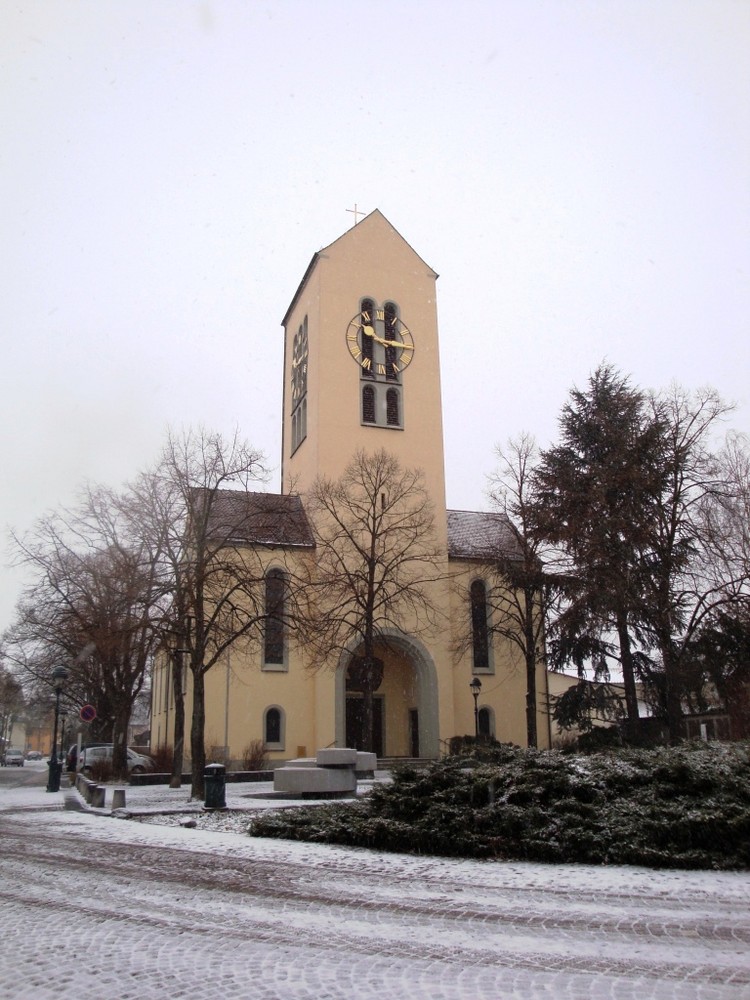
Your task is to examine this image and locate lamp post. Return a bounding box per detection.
[59,709,69,771]
[46,665,69,793]
[470,677,482,740]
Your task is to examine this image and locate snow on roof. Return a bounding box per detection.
[446,509,522,562]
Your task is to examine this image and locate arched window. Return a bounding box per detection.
[362,385,376,423]
[470,579,490,672]
[386,388,400,426]
[264,569,286,667]
[478,707,494,740]
[263,706,284,749]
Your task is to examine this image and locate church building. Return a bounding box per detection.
[150,211,551,763]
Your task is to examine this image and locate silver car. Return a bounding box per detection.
[79,745,154,774]
[3,748,25,767]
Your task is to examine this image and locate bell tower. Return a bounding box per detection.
[280,210,448,536]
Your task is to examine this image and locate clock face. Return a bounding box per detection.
[346,304,414,378]
[291,323,308,404]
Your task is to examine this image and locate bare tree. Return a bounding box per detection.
[8,484,162,777]
[486,433,561,747]
[125,461,190,787]
[300,449,445,753]
[0,658,24,750]
[666,429,750,736]
[703,431,750,584]
[140,427,269,798]
[638,385,740,740]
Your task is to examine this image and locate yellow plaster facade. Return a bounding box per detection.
[150,212,551,764]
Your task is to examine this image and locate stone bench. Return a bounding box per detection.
[273,766,356,796]
[273,747,375,797]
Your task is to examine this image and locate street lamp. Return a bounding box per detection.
[46,665,69,793]
[59,708,69,770]
[470,677,482,740]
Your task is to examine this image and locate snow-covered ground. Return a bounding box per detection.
[1,769,749,999]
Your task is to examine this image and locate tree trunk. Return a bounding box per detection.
[361,682,374,754]
[525,656,538,748]
[190,667,206,799]
[616,610,641,742]
[170,650,185,788]
[360,652,377,754]
[524,589,538,748]
[360,614,377,753]
[112,700,132,781]
[662,645,684,744]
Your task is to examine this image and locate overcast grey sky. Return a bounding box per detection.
[2,0,748,635]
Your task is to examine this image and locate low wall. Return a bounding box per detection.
[130,770,273,787]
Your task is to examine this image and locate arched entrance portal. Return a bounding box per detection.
[335,633,439,759]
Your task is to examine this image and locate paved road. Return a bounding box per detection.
[1,789,749,1000]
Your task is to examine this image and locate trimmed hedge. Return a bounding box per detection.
[248,741,750,869]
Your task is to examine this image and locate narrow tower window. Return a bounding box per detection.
[384,301,399,381]
[360,298,375,379]
[362,385,376,423]
[386,388,400,426]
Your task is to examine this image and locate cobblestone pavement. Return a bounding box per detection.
[1,793,749,1000]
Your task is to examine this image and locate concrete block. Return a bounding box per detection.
[90,785,106,808]
[316,748,358,769]
[286,758,317,768]
[274,766,356,795]
[355,752,377,776]
[112,788,127,810]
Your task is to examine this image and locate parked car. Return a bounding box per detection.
[3,748,25,767]
[65,742,109,772]
[25,750,43,761]
[79,745,154,775]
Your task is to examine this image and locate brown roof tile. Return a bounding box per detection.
[446,509,522,561]
[201,490,315,548]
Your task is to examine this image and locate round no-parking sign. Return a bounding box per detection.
[80,704,97,723]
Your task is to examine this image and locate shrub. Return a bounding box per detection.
[207,743,228,765]
[149,744,174,773]
[242,739,269,771]
[574,726,623,752]
[89,759,112,783]
[249,740,750,869]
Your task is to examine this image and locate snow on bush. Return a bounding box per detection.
[248,741,750,869]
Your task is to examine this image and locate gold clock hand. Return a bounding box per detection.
[363,325,395,348]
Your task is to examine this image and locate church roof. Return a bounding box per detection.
[203,491,519,561]
[446,509,522,562]
[203,490,315,548]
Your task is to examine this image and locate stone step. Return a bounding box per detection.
[377,757,434,771]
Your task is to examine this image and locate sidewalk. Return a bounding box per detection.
[1,767,391,839]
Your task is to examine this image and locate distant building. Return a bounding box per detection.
[546,671,650,747]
